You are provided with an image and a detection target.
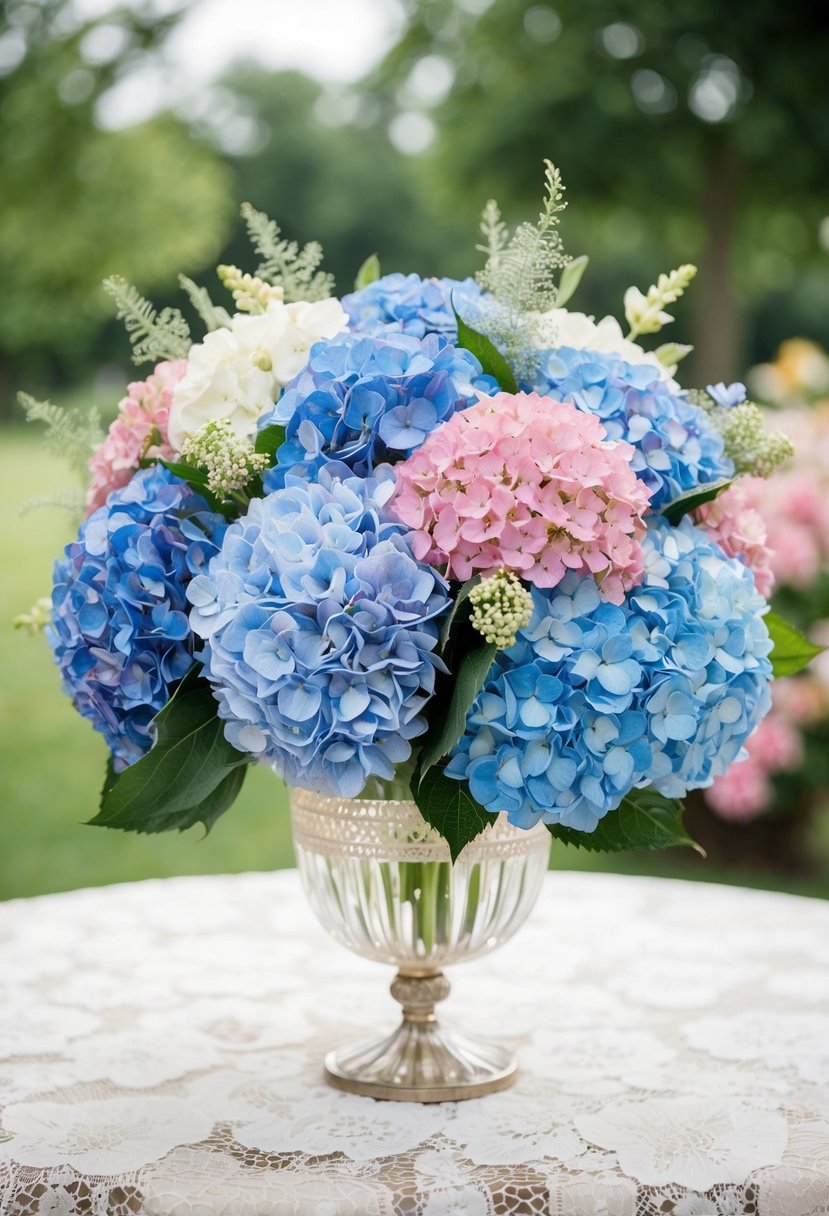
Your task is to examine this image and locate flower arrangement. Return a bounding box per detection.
[21,167,820,860]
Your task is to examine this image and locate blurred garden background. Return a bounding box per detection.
[3,0,829,901]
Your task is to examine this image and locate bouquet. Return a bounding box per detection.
[22,164,820,861]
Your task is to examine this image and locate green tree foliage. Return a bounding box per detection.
[0,0,231,408]
[369,0,829,379]
[212,66,469,295]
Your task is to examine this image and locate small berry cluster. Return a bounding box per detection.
[469,570,534,650]
[181,419,269,497]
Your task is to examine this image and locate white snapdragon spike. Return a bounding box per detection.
[531,308,674,380]
[167,297,347,450]
[623,264,697,340]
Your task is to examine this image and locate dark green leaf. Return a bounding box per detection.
[354,253,381,290]
[255,423,286,457]
[661,478,733,525]
[547,787,701,854]
[412,765,492,863]
[159,458,210,486]
[439,576,481,653]
[766,610,824,678]
[89,668,250,834]
[417,642,498,781]
[556,254,589,308]
[156,458,227,514]
[453,303,518,393]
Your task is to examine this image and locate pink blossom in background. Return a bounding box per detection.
[694,481,775,597]
[739,404,829,589]
[85,360,186,515]
[390,391,651,603]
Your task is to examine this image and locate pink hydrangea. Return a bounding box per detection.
[694,480,775,598]
[390,391,651,603]
[86,360,186,515]
[705,700,804,821]
[734,404,829,589]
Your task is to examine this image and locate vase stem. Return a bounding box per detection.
[391,969,450,1025]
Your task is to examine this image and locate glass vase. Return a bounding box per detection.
[290,787,551,1102]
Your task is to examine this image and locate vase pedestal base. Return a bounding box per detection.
[323,969,517,1103]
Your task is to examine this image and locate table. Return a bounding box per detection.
[1,871,828,1216]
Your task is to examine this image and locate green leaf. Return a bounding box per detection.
[411,765,492,863]
[439,576,481,653]
[547,787,701,854]
[156,459,228,514]
[453,304,519,393]
[417,642,498,782]
[766,610,824,678]
[661,478,733,525]
[159,459,210,486]
[354,253,381,290]
[255,423,286,457]
[89,668,250,834]
[555,254,589,308]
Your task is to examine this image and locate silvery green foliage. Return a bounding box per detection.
[474,161,573,382]
[103,276,191,365]
[20,392,103,478]
[178,275,231,332]
[241,202,335,303]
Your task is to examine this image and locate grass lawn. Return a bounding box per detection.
[3,427,827,901]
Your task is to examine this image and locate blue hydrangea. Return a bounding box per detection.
[49,466,225,770]
[260,331,497,488]
[342,272,482,341]
[446,515,773,832]
[187,467,451,798]
[533,347,734,509]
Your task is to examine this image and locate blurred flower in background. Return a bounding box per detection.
[702,341,829,837]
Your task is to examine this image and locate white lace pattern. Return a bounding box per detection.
[1,871,828,1214]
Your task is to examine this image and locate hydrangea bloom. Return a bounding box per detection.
[86,360,185,515]
[51,466,224,770]
[187,468,450,797]
[694,481,774,598]
[168,297,347,450]
[260,331,496,488]
[342,273,482,341]
[446,515,772,832]
[704,703,803,822]
[391,391,651,603]
[533,346,734,508]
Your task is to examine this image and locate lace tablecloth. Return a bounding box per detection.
[1,870,829,1216]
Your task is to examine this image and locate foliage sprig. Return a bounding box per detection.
[103,275,191,365]
[240,202,335,303]
[19,392,103,478]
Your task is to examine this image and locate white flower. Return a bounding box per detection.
[623,284,673,334]
[531,308,673,380]
[168,297,346,450]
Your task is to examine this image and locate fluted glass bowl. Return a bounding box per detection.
[290,788,551,1102]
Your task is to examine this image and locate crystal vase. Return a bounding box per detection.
[290,787,551,1102]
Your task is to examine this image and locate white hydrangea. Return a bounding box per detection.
[168,297,347,450]
[530,309,673,381]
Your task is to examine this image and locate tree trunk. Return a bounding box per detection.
[689,150,742,385]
